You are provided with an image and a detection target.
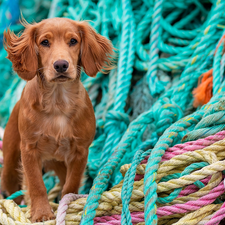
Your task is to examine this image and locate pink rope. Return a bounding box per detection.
[94,180,224,224]
[134,131,225,180]
[162,131,225,161]
[178,176,211,197]
[94,131,225,224]
[157,181,224,217]
[94,211,144,224]
[0,141,4,164]
[56,193,88,225]
[177,184,199,197]
[134,174,144,181]
[204,202,225,225]
[140,131,225,165]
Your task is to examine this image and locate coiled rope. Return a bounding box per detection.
[1,0,225,224]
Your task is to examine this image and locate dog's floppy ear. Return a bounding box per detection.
[4,23,38,81]
[78,22,114,77]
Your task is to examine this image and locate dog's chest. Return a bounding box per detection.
[40,86,76,139]
[38,113,75,161]
[42,113,74,140]
[37,132,72,161]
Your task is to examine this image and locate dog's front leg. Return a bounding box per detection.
[62,145,88,196]
[21,142,55,222]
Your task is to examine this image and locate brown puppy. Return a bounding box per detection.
[1,18,113,222]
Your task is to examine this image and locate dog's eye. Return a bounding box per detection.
[70,38,77,46]
[41,39,49,46]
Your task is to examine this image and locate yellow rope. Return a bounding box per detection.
[120,163,146,177]
[2,138,225,224]
[0,201,55,224]
[120,139,225,179]
[63,149,225,223]
[158,214,183,225]
[196,212,216,225]
[157,159,225,193]
[52,150,225,223]
[67,180,143,213]
[1,200,30,223]
[48,184,61,202]
[167,171,222,204]
[157,150,218,180]
[173,204,221,225]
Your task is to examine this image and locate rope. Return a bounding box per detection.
[162,130,225,161]
[204,202,225,225]
[146,0,164,96]
[56,193,88,225]
[1,133,225,223]
[2,0,225,224]
[48,184,61,202]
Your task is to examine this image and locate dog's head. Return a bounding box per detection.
[4,18,114,82]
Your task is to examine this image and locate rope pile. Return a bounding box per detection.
[2,130,225,224]
[1,0,225,224]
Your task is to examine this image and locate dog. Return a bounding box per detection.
[1,17,113,222]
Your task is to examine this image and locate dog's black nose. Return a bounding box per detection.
[53,60,69,73]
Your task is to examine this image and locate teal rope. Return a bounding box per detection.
[121,149,145,224]
[1,1,225,224]
[144,35,225,225]
[146,0,164,96]
[81,0,136,222]
[97,0,136,172]
[157,162,208,204]
[6,190,26,200]
[121,146,153,224]
[213,40,224,94]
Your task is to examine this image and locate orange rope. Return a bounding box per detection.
[193,69,213,107]
[193,35,225,108]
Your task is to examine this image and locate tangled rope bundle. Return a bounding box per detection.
[1,0,225,224]
[2,129,225,224]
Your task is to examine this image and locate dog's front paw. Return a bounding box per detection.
[31,206,55,222]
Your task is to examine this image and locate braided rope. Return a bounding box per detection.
[144,3,225,219]
[1,133,225,224]
[157,181,224,217]
[173,204,222,225]
[204,202,225,225]
[2,0,225,225]
[146,0,164,96]
[56,193,88,225]
[54,136,225,223]
[48,184,61,202]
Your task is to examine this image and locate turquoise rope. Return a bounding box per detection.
[157,162,208,204]
[81,0,136,222]
[146,0,164,96]
[6,190,26,200]
[1,1,225,224]
[144,1,225,223]
[213,40,224,94]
